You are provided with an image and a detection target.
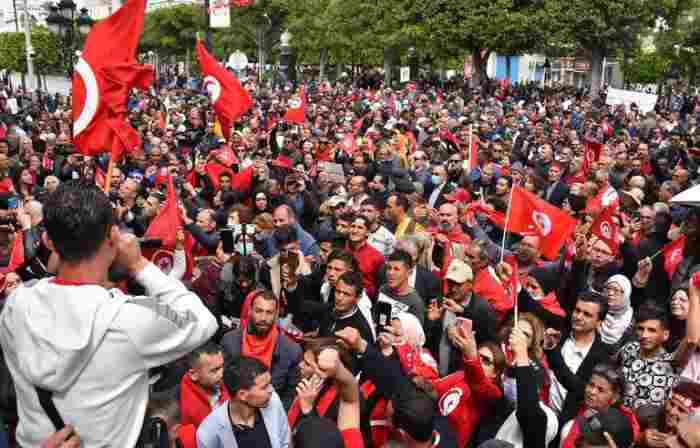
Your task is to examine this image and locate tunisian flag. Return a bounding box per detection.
[196,40,253,142]
[144,176,194,277]
[283,86,307,124]
[507,186,578,260]
[663,236,686,280]
[72,0,154,159]
[7,231,25,272]
[590,205,620,255]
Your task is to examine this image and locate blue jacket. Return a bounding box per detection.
[196,392,291,448]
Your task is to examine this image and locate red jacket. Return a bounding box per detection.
[432,356,502,448]
[179,373,230,428]
[473,267,512,322]
[348,241,385,299]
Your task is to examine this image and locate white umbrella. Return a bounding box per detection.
[671,184,700,207]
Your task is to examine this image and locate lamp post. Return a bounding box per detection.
[407,46,418,82]
[279,30,295,86]
[543,58,551,87]
[46,2,94,78]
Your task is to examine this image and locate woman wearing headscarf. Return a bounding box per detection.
[599,275,635,351]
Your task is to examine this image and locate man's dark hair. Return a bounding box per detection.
[577,290,609,322]
[273,224,299,247]
[391,382,436,443]
[388,193,409,212]
[337,211,356,223]
[223,356,269,395]
[293,416,344,448]
[387,249,414,269]
[361,197,384,210]
[637,303,670,329]
[327,249,358,271]
[44,182,115,263]
[187,341,223,369]
[251,289,279,311]
[145,388,180,425]
[337,271,363,297]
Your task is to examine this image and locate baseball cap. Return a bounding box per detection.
[445,188,471,204]
[327,195,347,208]
[621,188,644,207]
[445,259,473,283]
[579,408,634,448]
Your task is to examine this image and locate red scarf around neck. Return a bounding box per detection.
[180,373,230,428]
[241,324,279,369]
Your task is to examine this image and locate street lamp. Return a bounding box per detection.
[46,2,94,77]
[279,30,295,86]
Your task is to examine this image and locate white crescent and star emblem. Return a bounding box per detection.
[73,57,100,137]
[438,387,462,416]
[600,221,612,239]
[532,211,552,236]
[151,249,174,275]
[602,188,618,207]
[203,75,222,103]
[670,248,682,264]
[289,97,301,108]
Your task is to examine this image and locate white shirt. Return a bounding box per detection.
[0,263,218,448]
[368,225,396,257]
[548,335,594,414]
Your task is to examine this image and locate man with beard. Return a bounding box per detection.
[386,193,424,239]
[425,203,471,275]
[179,342,230,428]
[361,198,395,256]
[221,290,302,410]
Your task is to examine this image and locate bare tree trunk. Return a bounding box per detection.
[319,48,328,82]
[470,49,490,88]
[590,48,604,98]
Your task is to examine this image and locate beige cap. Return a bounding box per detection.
[445,259,473,283]
[622,188,644,207]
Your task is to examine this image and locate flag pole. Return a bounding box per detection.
[468,123,473,168]
[500,186,515,264]
[104,156,115,194]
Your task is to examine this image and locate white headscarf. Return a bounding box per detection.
[598,274,633,345]
[396,312,426,347]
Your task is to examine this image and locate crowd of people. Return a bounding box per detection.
[0,74,699,448]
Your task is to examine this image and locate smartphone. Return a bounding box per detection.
[220,229,235,254]
[7,197,18,209]
[376,301,393,328]
[456,317,473,336]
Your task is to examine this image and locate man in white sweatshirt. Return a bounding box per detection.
[0,182,218,447]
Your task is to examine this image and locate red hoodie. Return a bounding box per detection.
[179,374,230,428]
[431,356,502,448]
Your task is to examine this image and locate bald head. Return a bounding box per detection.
[438,203,459,232]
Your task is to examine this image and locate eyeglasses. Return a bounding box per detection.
[479,353,494,367]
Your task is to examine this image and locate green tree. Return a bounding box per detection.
[141,4,206,59]
[620,48,672,84]
[417,0,552,86]
[546,0,694,96]
[0,27,60,75]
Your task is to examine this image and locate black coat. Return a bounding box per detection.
[546,332,613,426]
[377,265,442,304]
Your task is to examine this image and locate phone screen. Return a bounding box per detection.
[376,301,392,328]
[220,229,235,254]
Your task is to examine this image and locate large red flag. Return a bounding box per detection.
[663,236,686,280]
[283,86,307,124]
[144,176,194,278]
[72,0,154,160]
[581,140,602,176]
[590,205,620,255]
[507,186,578,260]
[7,232,24,272]
[587,183,619,214]
[196,40,253,142]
